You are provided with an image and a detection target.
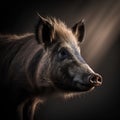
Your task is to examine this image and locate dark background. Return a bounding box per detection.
[0,0,120,120]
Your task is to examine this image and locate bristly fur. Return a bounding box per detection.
[0,33,34,40]
[0,15,102,120]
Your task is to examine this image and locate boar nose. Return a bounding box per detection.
[88,73,102,86]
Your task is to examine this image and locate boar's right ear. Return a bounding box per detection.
[72,19,85,43]
[35,15,55,46]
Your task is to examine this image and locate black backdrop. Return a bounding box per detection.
[0,0,120,120]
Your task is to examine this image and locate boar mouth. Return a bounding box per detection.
[75,82,95,91]
[54,81,95,92]
[73,78,102,92]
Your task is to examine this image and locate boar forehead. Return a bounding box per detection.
[56,29,80,53]
[56,30,85,63]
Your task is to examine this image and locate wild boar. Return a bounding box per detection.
[0,15,102,120]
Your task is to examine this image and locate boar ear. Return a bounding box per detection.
[72,19,85,43]
[36,15,55,46]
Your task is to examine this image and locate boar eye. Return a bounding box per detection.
[58,48,69,60]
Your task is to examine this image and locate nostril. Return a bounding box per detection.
[89,73,102,86]
[96,74,102,83]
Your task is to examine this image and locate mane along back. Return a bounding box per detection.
[0,33,34,44]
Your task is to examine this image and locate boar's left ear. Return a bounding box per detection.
[35,15,55,46]
[72,19,85,43]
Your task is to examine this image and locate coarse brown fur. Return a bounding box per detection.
[0,16,102,120]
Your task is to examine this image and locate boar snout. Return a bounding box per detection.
[88,73,102,86]
[72,71,102,91]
